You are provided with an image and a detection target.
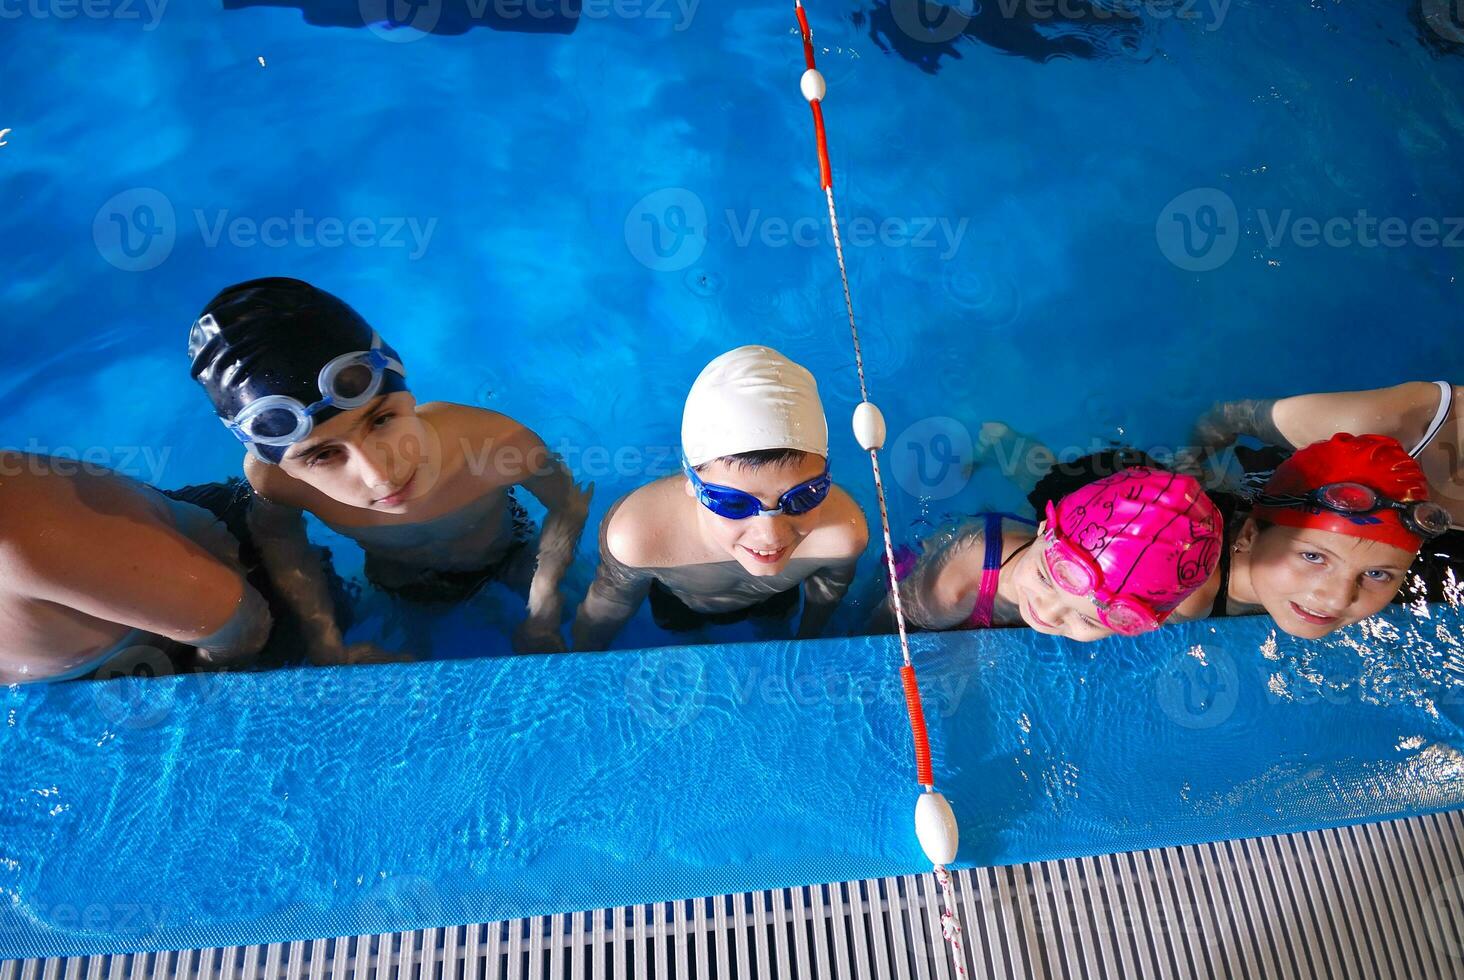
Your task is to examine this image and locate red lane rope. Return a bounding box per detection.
[901,665,934,787]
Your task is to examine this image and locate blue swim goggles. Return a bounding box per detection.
[222,329,407,452]
[684,461,832,519]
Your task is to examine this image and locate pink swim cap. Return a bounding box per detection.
[1049,467,1224,621]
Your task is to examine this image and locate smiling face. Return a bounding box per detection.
[275,391,432,513]
[685,452,828,577]
[1235,518,1415,638]
[1002,527,1121,642]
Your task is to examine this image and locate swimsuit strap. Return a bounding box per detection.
[967,512,1035,627]
[1210,540,1233,618]
[1409,381,1454,458]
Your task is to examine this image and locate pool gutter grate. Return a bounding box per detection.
[7,810,1463,979]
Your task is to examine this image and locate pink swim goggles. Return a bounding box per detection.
[1041,501,1162,636]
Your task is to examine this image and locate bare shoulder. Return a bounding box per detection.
[804,484,869,558]
[421,402,537,447]
[603,477,689,568]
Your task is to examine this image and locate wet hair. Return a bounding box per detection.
[1026,447,1163,516]
[188,278,407,463]
[694,448,816,474]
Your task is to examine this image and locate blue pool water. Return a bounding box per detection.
[3,0,1464,957]
[3,609,1464,957]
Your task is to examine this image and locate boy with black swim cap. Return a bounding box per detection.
[189,278,591,655]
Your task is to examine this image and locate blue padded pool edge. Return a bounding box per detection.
[3,610,1463,958]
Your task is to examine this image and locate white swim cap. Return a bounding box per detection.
[681,346,829,468]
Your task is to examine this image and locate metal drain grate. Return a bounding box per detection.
[7,810,1462,980]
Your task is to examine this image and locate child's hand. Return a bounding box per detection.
[311,641,413,666]
[513,617,568,655]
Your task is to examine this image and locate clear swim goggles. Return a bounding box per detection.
[1040,502,1161,637]
[224,332,407,451]
[1255,482,1450,540]
[684,461,832,520]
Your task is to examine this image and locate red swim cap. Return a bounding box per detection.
[1251,433,1430,553]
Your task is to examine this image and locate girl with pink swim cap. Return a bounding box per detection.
[881,465,1224,642]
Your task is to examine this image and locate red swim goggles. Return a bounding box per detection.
[1254,482,1450,540]
[1040,502,1163,637]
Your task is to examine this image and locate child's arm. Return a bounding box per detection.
[797,556,860,639]
[510,433,593,654]
[244,496,362,664]
[1196,383,1446,454]
[1191,397,1292,452]
[1,482,271,659]
[571,551,653,652]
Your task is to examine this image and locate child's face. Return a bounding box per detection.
[276,391,433,513]
[1005,528,1119,642]
[686,454,829,577]
[1237,519,1413,638]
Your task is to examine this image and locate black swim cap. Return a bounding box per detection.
[188,278,408,463]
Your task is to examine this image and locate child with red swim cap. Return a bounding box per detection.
[1199,433,1449,638]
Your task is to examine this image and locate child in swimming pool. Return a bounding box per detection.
[1188,433,1448,638]
[1193,382,1464,604]
[876,463,1224,642]
[571,346,868,650]
[189,278,592,657]
[0,454,273,683]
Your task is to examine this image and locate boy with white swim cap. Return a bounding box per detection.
[572,346,868,650]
